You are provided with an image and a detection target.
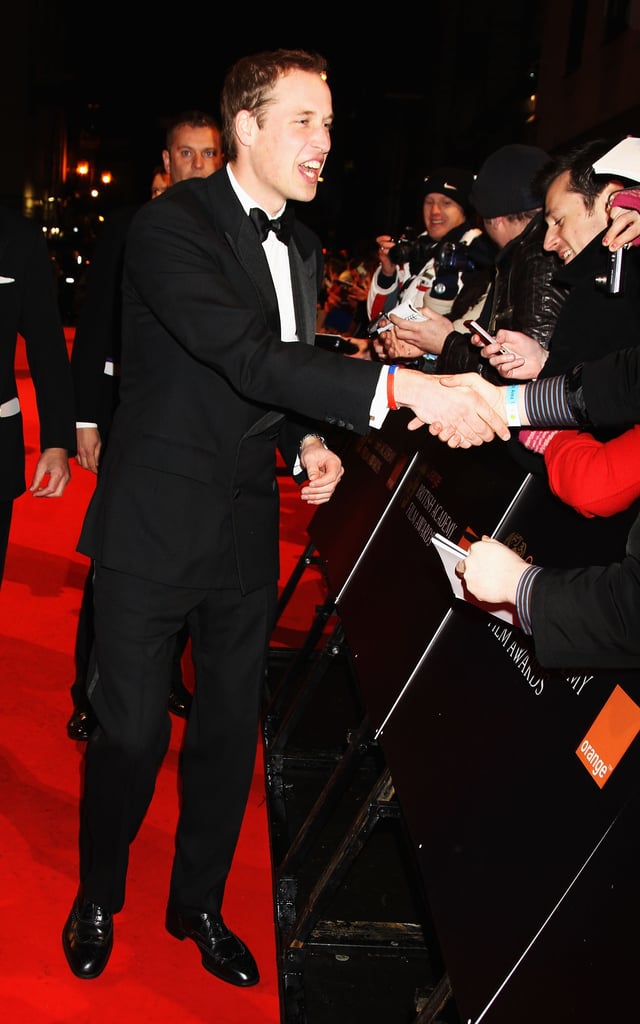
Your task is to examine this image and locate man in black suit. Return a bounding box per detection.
[0,206,75,584]
[61,48,508,987]
[67,113,227,741]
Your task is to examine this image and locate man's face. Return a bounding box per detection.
[150,171,170,198]
[543,169,611,263]
[422,193,466,240]
[240,68,333,213]
[163,125,225,183]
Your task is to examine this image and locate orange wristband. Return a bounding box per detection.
[387,364,399,410]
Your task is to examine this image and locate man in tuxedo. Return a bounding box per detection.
[0,206,75,585]
[67,117,226,741]
[62,48,509,987]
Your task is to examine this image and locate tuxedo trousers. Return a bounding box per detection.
[79,562,276,915]
[71,562,191,709]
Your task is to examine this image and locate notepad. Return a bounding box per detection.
[592,137,640,182]
[431,533,517,625]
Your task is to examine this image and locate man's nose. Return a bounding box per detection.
[543,226,557,252]
[314,127,332,154]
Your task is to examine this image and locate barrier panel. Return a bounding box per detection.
[281,414,640,1020]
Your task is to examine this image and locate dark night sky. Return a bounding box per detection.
[55,10,541,251]
[59,24,404,247]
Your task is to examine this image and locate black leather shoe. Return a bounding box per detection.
[62,895,113,979]
[166,908,259,986]
[168,687,192,718]
[67,706,98,741]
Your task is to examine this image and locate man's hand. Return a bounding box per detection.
[299,440,344,505]
[394,369,511,447]
[606,189,640,249]
[389,307,452,356]
[370,318,393,362]
[375,234,398,277]
[378,323,421,362]
[455,536,529,605]
[29,447,71,497]
[472,328,547,381]
[75,426,103,474]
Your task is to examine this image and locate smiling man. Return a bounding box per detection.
[366,166,496,325]
[470,138,640,384]
[61,48,510,990]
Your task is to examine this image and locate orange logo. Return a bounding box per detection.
[576,685,640,789]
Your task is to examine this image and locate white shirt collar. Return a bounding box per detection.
[226,165,286,220]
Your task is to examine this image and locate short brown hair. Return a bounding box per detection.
[164,110,222,149]
[220,49,328,161]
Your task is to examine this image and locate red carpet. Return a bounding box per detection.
[0,332,328,1022]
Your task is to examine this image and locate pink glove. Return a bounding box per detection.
[518,429,560,455]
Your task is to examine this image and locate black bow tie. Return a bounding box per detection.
[249,206,294,245]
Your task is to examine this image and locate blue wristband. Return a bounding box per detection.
[505,384,521,427]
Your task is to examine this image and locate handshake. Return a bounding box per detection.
[390,366,514,449]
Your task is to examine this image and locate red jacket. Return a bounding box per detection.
[544,425,640,518]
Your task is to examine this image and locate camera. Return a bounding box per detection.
[595,246,625,295]
[433,240,477,274]
[387,228,435,267]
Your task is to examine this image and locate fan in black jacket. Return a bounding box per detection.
[451,346,640,669]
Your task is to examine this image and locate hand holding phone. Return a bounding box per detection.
[464,319,511,355]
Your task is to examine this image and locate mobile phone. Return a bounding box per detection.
[314,333,359,355]
[464,319,511,355]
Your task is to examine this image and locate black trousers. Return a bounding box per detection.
[79,563,276,914]
[71,562,191,708]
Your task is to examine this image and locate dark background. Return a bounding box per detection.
[48,5,543,253]
[8,1,640,297]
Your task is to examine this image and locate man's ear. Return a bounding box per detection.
[235,110,256,149]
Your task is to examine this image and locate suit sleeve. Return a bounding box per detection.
[567,346,640,428]
[126,199,381,436]
[20,221,76,455]
[71,211,131,433]
[530,556,640,669]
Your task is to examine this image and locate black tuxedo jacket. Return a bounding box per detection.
[70,205,138,438]
[78,169,381,592]
[0,206,76,501]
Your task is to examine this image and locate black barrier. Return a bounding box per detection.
[307,408,422,598]
[334,427,528,732]
[381,600,640,1022]
[342,448,640,1022]
[308,421,640,1020]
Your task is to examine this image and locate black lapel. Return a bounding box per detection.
[226,218,282,337]
[288,239,318,346]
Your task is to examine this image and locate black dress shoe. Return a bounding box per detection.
[67,706,98,741]
[62,895,113,979]
[166,907,259,986]
[168,687,192,718]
